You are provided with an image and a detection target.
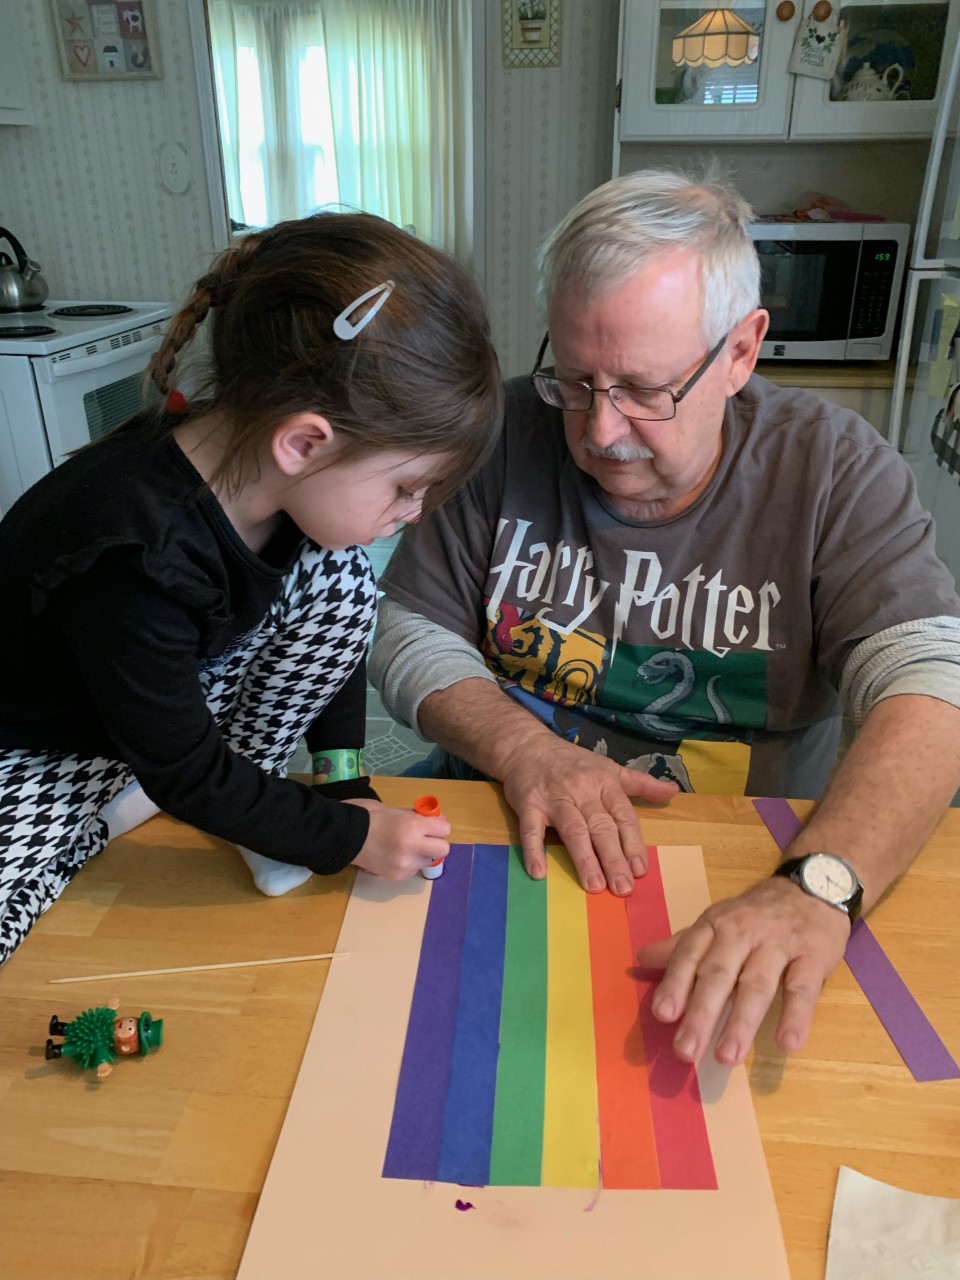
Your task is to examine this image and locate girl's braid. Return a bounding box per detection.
[148,231,266,396]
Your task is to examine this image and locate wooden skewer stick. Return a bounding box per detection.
[48,952,349,984]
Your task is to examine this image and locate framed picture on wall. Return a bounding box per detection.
[502,0,562,69]
[51,0,162,81]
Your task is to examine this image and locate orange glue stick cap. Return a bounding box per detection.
[415,795,446,879]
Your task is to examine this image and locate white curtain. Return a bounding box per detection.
[207,0,474,262]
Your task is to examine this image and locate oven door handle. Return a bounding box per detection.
[38,333,164,380]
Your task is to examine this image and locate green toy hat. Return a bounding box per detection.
[138,1012,163,1054]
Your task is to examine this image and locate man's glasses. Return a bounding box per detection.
[531,331,729,423]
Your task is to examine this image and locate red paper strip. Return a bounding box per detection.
[624,848,717,1191]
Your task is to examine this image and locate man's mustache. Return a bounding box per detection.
[583,440,654,461]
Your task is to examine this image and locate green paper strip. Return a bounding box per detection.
[488,844,547,1186]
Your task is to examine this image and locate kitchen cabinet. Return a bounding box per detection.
[0,0,36,126]
[618,0,960,144]
[758,359,903,435]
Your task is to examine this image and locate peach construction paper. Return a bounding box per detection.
[237,847,788,1280]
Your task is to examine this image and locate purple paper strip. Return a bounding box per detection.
[752,796,803,849]
[436,843,509,1186]
[753,798,960,1083]
[382,844,475,1179]
[845,920,960,1082]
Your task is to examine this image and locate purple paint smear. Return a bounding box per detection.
[753,798,960,1082]
[583,1167,602,1214]
[455,1199,475,1211]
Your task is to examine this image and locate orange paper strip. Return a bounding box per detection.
[586,887,660,1189]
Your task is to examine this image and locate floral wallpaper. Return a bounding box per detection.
[0,0,622,372]
[484,0,621,377]
[0,1,216,307]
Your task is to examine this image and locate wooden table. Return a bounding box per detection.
[1,779,957,1280]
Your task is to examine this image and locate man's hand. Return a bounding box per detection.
[501,736,677,895]
[635,877,851,1066]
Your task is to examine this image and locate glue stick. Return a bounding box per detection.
[414,795,446,879]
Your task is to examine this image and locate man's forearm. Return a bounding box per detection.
[417,679,562,782]
[790,693,960,911]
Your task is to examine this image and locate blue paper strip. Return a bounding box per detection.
[436,843,510,1186]
[382,844,474,1179]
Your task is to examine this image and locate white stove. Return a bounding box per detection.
[0,298,174,515]
[0,299,173,356]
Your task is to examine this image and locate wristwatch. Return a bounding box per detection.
[772,853,864,923]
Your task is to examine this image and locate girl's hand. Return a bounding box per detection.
[344,799,451,880]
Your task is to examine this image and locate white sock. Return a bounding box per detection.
[102,780,160,841]
[102,783,311,896]
[237,846,313,897]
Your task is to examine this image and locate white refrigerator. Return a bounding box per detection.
[889,36,960,586]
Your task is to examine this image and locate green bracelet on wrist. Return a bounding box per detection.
[312,748,365,785]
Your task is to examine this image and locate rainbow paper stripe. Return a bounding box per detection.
[382,844,716,1190]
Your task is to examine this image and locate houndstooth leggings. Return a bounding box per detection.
[0,542,376,965]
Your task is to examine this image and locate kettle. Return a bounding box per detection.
[0,228,49,313]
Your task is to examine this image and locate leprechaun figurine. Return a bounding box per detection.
[45,997,163,1079]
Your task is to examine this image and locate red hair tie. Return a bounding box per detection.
[165,390,189,416]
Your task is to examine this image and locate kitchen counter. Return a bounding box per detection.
[0,782,957,1280]
[757,359,914,390]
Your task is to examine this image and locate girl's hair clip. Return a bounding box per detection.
[332,280,395,340]
[165,391,190,416]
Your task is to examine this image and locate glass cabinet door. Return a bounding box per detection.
[619,0,798,142]
[790,0,960,139]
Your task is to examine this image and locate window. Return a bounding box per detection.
[207,0,474,257]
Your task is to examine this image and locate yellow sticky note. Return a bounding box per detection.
[927,295,960,401]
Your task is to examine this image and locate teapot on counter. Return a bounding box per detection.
[0,227,49,313]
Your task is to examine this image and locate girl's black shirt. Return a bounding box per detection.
[0,415,376,873]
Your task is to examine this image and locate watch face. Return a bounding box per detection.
[800,854,856,904]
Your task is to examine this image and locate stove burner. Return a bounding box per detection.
[0,325,57,338]
[48,304,135,318]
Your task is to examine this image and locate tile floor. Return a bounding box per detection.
[363,534,431,776]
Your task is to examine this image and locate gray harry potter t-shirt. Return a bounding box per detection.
[381,373,960,798]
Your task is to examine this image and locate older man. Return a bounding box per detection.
[370,170,960,1068]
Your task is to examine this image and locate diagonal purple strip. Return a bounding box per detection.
[752,796,803,849]
[753,798,960,1083]
[845,921,960,1082]
[382,844,475,1179]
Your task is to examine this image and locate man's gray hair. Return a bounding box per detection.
[537,169,761,345]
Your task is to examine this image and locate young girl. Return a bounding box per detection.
[0,212,503,964]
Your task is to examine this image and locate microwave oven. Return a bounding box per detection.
[748,221,909,361]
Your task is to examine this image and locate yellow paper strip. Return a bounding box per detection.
[541,846,600,1188]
